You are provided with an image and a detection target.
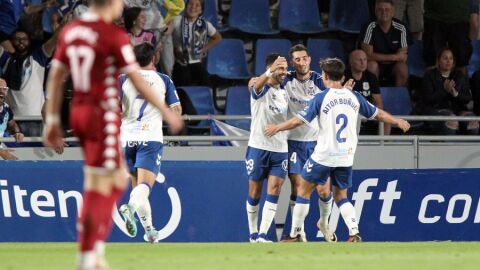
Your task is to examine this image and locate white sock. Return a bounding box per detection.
[339,201,359,235]
[128,183,150,212]
[76,251,95,270]
[318,195,333,227]
[290,202,309,237]
[137,199,153,232]
[258,201,278,236]
[246,201,259,235]
[289,199,296,216]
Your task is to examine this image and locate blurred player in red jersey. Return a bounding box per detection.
[42,0,183,269]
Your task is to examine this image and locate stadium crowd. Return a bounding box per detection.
[0,0,480,143]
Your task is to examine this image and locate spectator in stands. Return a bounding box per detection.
[124,7,162,64]
[0,0,46,53]
[0,27,59,136]
[172,0,222,86]
[0,78,24,160]
[360,0,412,87]
[470,0,479,39]
[344,49,390,135]
[423,0,472,75]
[0,78,23,140]
[417,48,478,135]
[124,0,185,76]
[392,0,423,40]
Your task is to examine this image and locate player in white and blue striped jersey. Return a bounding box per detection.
[284,44,336,242]
[118,43,181,243]
[265,58,410,242]
[245,53,289,243]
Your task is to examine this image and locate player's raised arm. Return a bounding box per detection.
[252,56,287,94]
[264,117,304,137]
[127,71,184,134]
[375,109,410,133]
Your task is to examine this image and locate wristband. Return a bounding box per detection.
[264,68,272,78]
[45,114,60,125]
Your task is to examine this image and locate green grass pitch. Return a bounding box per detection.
[0,242,479,270]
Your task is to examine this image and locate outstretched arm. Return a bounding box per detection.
[375,109,410,133]
[264,117,304,137]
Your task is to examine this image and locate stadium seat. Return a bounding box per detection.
[254,39,292,76]
[228,0,279,35]
[225,86,251,131]
[380,87,412,115]
[306,38,346,73]
[328,0,370,33]
[202,0,219,28]
[180,86,216,129]
[278,0,323,34]
[468,39,480,77]
[207,39,250,79]
[407,39,426,78]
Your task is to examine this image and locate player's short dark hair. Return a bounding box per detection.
[124,7,142,31]
[289,44,308,57]
[266,53,281,67]
[134,43,155,67]
[375,0,394,6]
[319,58,345,81]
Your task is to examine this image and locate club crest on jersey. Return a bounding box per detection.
[307,86,317,96]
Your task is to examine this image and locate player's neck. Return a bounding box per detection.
[295,71,310,81]
[267,78,281,89]
[324,81,343,89]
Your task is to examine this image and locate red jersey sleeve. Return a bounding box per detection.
[112,28,139,74]
[52,26,69,70]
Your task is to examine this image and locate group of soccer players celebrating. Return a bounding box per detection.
[245,45,411,243]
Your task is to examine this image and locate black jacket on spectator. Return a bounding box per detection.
[417,68,471,114]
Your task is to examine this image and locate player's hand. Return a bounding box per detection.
[264,124,279,137]
[248,77,258,90]
[270,56,288,72]
[166,113,184,135]
[52,140,67,154]
[396,119,410,133]
[0,148,18,160]
[13,132,24,142]
[43,123,65,151]
[344,79,355,90]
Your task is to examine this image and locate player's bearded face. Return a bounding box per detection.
[291,51,311,76]
[273,66,288,84]
[12,33,30,53]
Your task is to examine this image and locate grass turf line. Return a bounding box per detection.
[0,242,479,270]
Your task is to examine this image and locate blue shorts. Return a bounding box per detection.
[245,146,288,181]
[301,158,353,189]
[124,141,164,175]
[287,140,316,174]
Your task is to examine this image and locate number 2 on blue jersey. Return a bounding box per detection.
[336,114,348,143]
